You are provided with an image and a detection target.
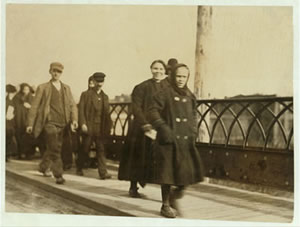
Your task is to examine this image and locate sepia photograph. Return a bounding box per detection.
[1,0,299,226]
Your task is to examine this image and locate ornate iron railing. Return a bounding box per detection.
[196,97,293,152]
[109,97,293,152]
[107,97,293,190]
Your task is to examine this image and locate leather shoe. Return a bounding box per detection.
[76,169,84,176]
[39,168,52,177]
[100,173,112,180]
[129,188,142,198]
[160,205,176,218]
[56,177,66,184]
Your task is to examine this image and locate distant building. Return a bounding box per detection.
[110,94,131,103]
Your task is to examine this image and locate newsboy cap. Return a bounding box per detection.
[92,72,106,82]
[50,62,64,72]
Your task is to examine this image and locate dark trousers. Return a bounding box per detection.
[77,134,108,177]
[61,130,79,169]
[39,123,66,178]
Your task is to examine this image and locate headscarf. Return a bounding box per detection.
[170,63,195,97]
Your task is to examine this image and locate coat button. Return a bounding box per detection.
[183,118,187,122]
[174,97,180,101]
[184,136,188,139]
[176,118,181,122]
[182,98,187,102]
[176,135,180,139]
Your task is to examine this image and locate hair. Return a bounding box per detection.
[167,58,178,67]
[20,83,31,93]
[150,59,167,71]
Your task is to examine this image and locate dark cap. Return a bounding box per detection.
[92,72,106,82]
[50,62,64,72]
[167,58,178,67]
[6,84,17,93]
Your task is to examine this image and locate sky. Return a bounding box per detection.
[5,4,198,102]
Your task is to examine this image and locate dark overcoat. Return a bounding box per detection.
[78,89,112,138]
[14,93,33,133]
[118,78,169,182]
[147,86,205,186]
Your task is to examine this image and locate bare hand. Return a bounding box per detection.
[70,121,78,132]
[142,124,152,132]
[26,126,33,134]
[81,124,88,133]
[24,102,31,108]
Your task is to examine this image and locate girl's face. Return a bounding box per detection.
[174,67,189,88]
[23,86,30,95]
[151,62,166,82]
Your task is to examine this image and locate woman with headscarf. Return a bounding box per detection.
[14,83,35,159]
[147,63,205,218]
[118,59,170,197]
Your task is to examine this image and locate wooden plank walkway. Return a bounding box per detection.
[5,159,294,223]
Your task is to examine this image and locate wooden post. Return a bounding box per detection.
[194,6,212,99]
[195,6,213,143]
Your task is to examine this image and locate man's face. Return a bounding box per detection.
[175,67,189,88]
[50,68,62,81]
[95,81,104,90]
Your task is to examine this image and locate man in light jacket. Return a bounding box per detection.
[26,62,78,184]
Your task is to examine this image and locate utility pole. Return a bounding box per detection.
[195,6,213,143]
[194,6,213,100]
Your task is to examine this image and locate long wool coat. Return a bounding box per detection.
[118,78,169,182]
[147,86,205,186]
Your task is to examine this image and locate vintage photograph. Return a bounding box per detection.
[1,1,298,226]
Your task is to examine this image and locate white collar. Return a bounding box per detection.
[52,81,61,91]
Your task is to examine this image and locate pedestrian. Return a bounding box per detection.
[14,83,35,159]
[75,75,96,174]
[77,72,112,179]
[26,62,78,184]
[147,63,205,218]
[62,76,96,171]
[118,59,169,197]
[166,58,178,77]
[6,84,18,161]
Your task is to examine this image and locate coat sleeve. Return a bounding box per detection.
[131,84,148,126]
[147,90,167,128]
[68,87,78,123]
[104,94,113,136]
[147,90,174,144]
[78,92,86,126]
[27,85,43,127]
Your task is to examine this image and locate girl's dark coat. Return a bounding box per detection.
[147,86,205,186]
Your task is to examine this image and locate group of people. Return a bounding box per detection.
[5,58,205,218]
[6,83,45,161]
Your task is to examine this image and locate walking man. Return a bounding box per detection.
[77,72,112,179]
[26,62,78,184]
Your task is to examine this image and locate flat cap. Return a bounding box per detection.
[50,62,64,72]
[92,72,106,82]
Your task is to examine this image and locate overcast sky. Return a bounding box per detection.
[6,4,198,102]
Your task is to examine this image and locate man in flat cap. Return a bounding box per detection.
[77,72,112,179]
[26,62,78,184]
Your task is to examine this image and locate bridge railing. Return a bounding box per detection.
[106,97,293,191]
